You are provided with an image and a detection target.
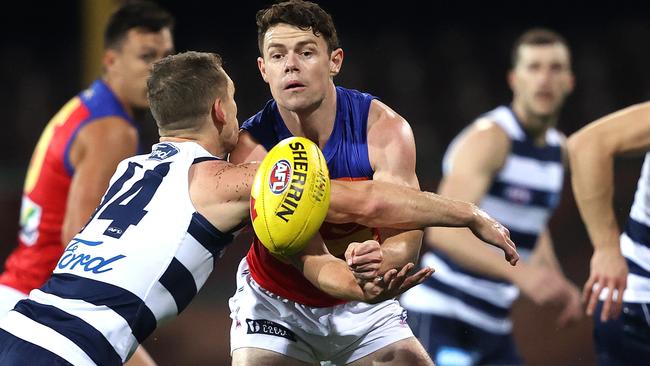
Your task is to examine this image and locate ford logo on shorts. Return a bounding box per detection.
[268,160,292,194]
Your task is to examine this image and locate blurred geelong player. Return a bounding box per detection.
[401,28,582,366]
[0,1,174,364]
[568,102,650,364]
[228,1,517,365]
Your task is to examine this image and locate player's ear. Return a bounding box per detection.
[329,48,343,76]
[102,49,117,71]
[257,57,269,83]
[566,70,576,94]
[212,98,226,126]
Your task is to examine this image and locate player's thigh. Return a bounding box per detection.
[347,337,434,366]
[232,347,314,366]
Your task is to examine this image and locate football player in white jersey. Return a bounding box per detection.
[568,102,650,365]
[398,28,582,366]
[0,51,517,365]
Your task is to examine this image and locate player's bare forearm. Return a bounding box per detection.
[328,181,478,230]
[347,215,516,280]
[293,234,366,301]
[568,102,650,249]
[300,248,433,303]
[567,133,620,250]
[427,226,517,281]
[300,254,365,301]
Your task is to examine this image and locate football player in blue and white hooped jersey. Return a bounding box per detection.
[569,102,650,365]
[401,28,582,366]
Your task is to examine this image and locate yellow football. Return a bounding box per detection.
[250,137,330,256]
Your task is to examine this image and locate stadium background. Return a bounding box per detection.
[2,1,650,364]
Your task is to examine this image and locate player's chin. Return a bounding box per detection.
[132,96,150,110]
[531,99,560,115]
[281,95,316,112]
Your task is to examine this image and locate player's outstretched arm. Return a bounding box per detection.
[568,101,650,321]
[328,180,496,231]
[342,204,518,282]
[235,128,516,263]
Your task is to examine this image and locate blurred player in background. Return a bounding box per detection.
[228,1,516,365]
[568,102,650,365]
[0,1,174,364]
[401,28,582,366]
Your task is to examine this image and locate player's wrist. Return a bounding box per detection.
[457,201,480,228]
[593,244,623,256]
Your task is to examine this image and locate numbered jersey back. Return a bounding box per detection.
[58,142,204,294]
[1,142,233,365]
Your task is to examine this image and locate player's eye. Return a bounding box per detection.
[140,52,157,63]
[527,63,541,72]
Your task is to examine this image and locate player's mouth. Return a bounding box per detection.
[284,81,306,91]
[535,90,554,99]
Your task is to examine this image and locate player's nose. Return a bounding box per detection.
[284,52,299,73]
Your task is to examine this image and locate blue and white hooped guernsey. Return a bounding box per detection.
[0,141,233,366]
[401,105,565,334]
[618,153,650,303]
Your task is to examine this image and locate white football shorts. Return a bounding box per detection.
[229,258,414,365]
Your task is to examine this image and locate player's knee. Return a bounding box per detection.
[373,337,434,366]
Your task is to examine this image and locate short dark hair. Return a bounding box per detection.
[147,52,228,133]
[256,0,340,55]
[104,0,175,50]
[511,28,570,68]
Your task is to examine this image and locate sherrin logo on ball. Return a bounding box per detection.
[250,137,330,257]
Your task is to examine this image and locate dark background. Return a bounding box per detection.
[3,1,650,365]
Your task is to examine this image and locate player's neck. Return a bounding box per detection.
[511,101,557,146]
[102,77,135,119]
[159,134,226,159]
[277,83,337,149]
